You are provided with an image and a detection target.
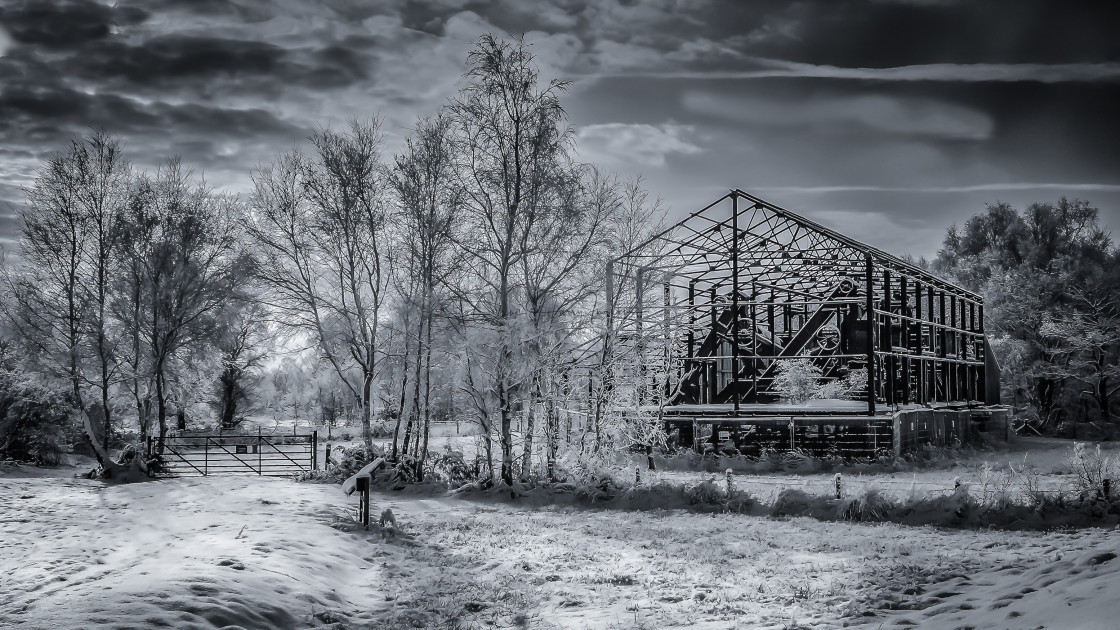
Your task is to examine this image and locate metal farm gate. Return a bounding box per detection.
[153,431,318,477]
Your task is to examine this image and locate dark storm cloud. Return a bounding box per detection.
[554,1,1120,81]
[46,34,374,94]
[0,82,300,139]
[0,0,1117,258]
[730,1,1120,68]
[0,0,147,49]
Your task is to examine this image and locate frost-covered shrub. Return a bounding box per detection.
[299,443,387,483]
[820,368,868,400]
[895,485,977,526]
[771,488,834,518]
[0,371,77,465]
[773,361,868,403]
[686,476,725,505]
[426,448,479,487]
[837,489,896,521]
[771,360,822,403]
[1067,442,1120,500]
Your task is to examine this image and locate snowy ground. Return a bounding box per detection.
[3,459,1119,629]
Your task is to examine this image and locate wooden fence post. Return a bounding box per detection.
[356,476,370,529]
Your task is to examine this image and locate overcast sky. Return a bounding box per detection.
[1,0,1118,259]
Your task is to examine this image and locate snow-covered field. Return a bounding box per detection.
[3,457,1119,629]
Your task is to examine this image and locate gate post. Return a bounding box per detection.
[258,426,262,476]
[356,476,370,529]
[312,431,318,470]
[204,437,209,476]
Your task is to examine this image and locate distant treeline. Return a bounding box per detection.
[933,198,1119,433]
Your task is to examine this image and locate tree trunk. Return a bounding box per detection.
[392,371,409,460]
[100,365,111,455]
[136,394,147,446]
[417,300,436,480]
[521,375,538,481]
[1099,376,1111,421]
[499,376,513,486]
[219,367,238,428]
[483,423,494,486]
[155,368,168,454]
[545,388,559,482]
[401,399,415,462]
[71,375,111,466]
[419,329,433,481]
[407,311,425,474]
[361,372,374,448]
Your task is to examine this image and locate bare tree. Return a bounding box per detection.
[449,34,573,486]
[213,300,269,429]
[589,178,667,454]
[2,131,130,468]
[119,161,246,451]
[250,121,391,446]
[390,113,461,476]
[517,167,626,479]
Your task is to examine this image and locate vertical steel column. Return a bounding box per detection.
[927,286,935,403]
[938,290,946,402]
[687,280,695,359]
[709,286,718,403]
[751,280,758,402]
[635,266,644,405]
[730,194,740,412]
[663,276,671,398]
[977,303,986,403]
[915,280,925,404]
[768,292,776,348]
[949,295,958,402]
[864,253,876,416]
[968,300,976,402]
[900,275,910,404]
[882,269,893,407]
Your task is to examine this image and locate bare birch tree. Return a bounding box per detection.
[2,131,131,469]
[450,34,573,486]
[250,121,391,446]
[518,167,625,479]
[390,113,461,476]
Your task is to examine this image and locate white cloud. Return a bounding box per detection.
[754,183,1120,194]
[684,91,993,140]
[575,122,702,168]
[0,26,13,57]
[590,58,1120,83]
